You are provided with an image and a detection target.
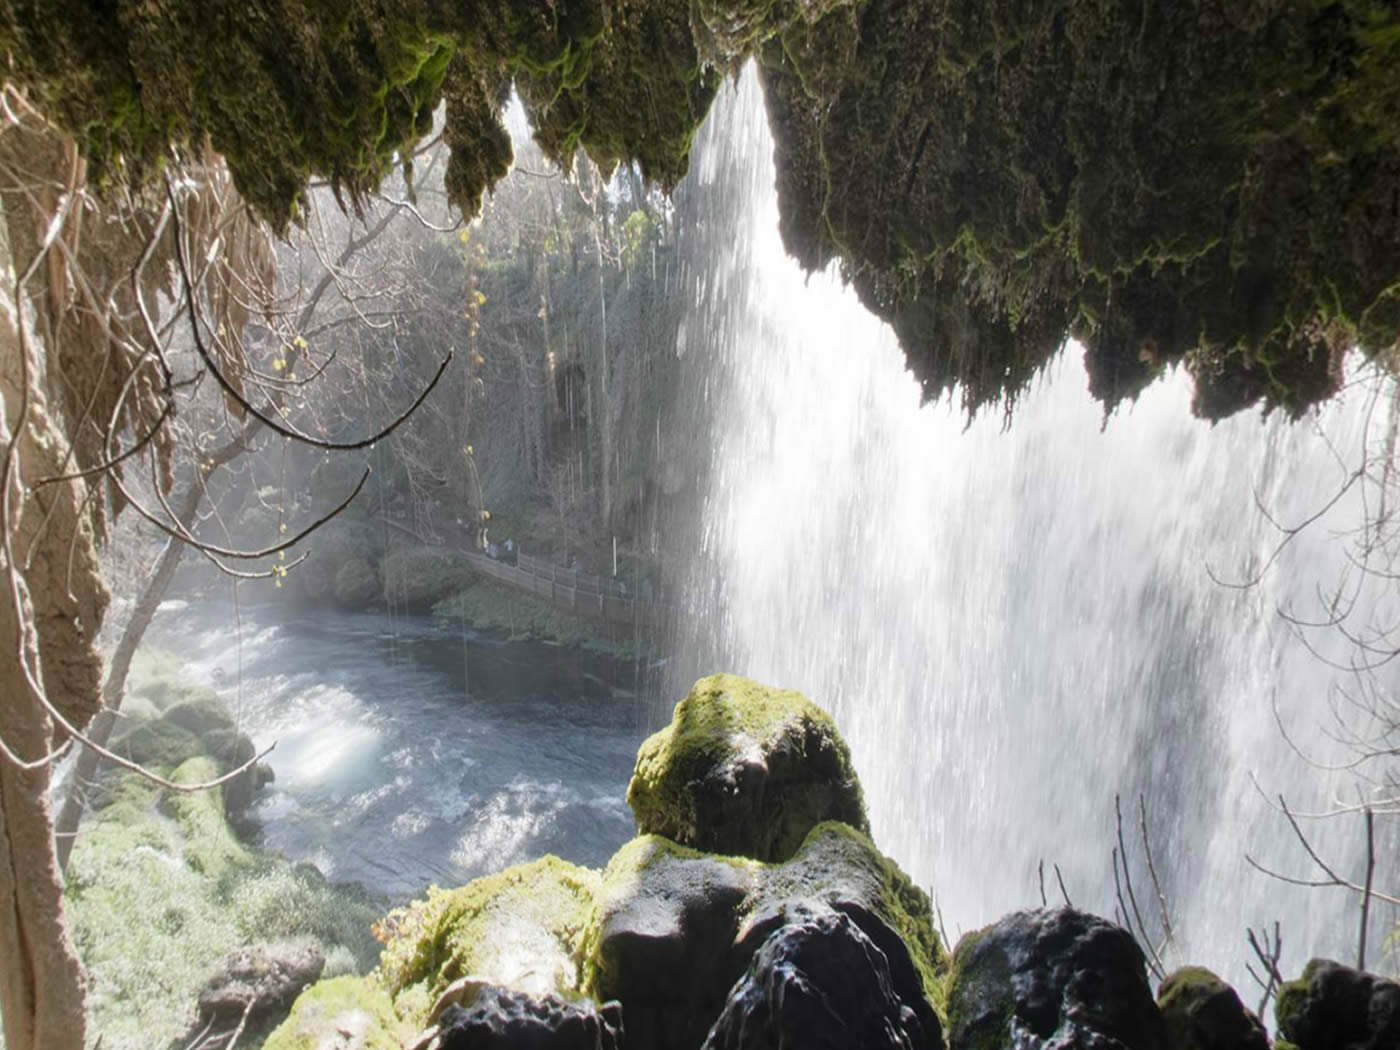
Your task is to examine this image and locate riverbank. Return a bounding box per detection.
[61,651,383,1050]
[433,578,658,660]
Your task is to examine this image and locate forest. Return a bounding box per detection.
[1,3,1399,1050]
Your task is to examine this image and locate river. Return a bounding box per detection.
[149,603,652,899]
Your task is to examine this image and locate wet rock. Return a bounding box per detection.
[584,822,942,1050]
[425,986,623,1050]
[1274,958,1400,1050]
[946,907,1166,1050]
[627,673,868,862]
[1157,967,1267,1050]
[197,943,325,1026]
[702,910,943,1050]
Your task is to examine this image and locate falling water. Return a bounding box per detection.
[673,67,1397,986]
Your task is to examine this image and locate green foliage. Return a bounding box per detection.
[64,764,381,1050]
[381,547,475,611]
[433,580,649,658]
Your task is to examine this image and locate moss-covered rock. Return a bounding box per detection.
[377,856,601,1025]
[108,717,204,770]
[627,673,868,862]
[382,548,475,612]
[946,908,1164,1050]
[262,974,410,1050]
[582,822,942,1050]
[1157,967,1267,1050]
[1274,958,1400,1050]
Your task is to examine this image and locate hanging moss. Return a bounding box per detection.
[754,0,1400,418]
[3,1,1397,419]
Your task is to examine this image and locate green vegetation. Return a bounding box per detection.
[64,761,381,1050]
[381,548,476,611]
[433,580,651,659]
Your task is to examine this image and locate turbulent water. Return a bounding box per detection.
[672,67,1399,984]
[151,604,648,899]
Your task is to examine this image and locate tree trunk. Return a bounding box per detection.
[0,209,101,1050]
[53,485,199,871]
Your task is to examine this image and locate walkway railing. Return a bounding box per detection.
[460,549,666,628]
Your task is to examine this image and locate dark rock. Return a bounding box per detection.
[432,986,623,1050]
[1157,967,1267,1050]
[585,824,942,1050]
[197,944,325,1026]
[946,907,1166,1050]
[627,673,868,863]
[702,910,942,1050]
[1274,958,1400,1050]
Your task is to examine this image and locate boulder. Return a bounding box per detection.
[1274,958,1400,1050]
[162,690,238,738]
[702,910,942,1050]
[627,673,868,862]
[1157,967,1267,1050]
[108,718,203,770]
[583,822,942,1050]
[262,974,411,1050]
[946,907,1166,1050]
[378,856,601,1021]
[197,943,326,1026]
[417,986,623,1050]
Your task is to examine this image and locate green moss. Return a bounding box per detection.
[107,719,203,771]
[776,822,946,1010]
[166,757,251,876]
[626,673,868,861]
[377,856,600,1022]
[263,975,410,1050]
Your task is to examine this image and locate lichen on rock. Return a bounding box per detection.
[626,673,868,862]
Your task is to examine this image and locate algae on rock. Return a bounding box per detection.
[627,673,868,862]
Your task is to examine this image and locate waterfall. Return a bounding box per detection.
[670,66,1397,986]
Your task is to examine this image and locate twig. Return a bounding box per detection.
[1246,922,1283,1017]
[1138,794,1176,959]
[1038,859,1047,907]
[1053,863,1072,908]
[1359,805,1374,970]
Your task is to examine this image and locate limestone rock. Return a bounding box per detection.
[197,943,325,1025]
[947,907,1166,1050]
[627,673,868,862]
[702,910,943,1050]
[1158,967,1267,1050]
[583,822,941,1050]
[1274,958,1400,1050]
[425,986,623,1050]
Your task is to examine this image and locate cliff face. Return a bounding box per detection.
[5,1,1398,419]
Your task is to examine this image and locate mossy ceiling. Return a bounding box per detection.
[3,0,1397,419]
